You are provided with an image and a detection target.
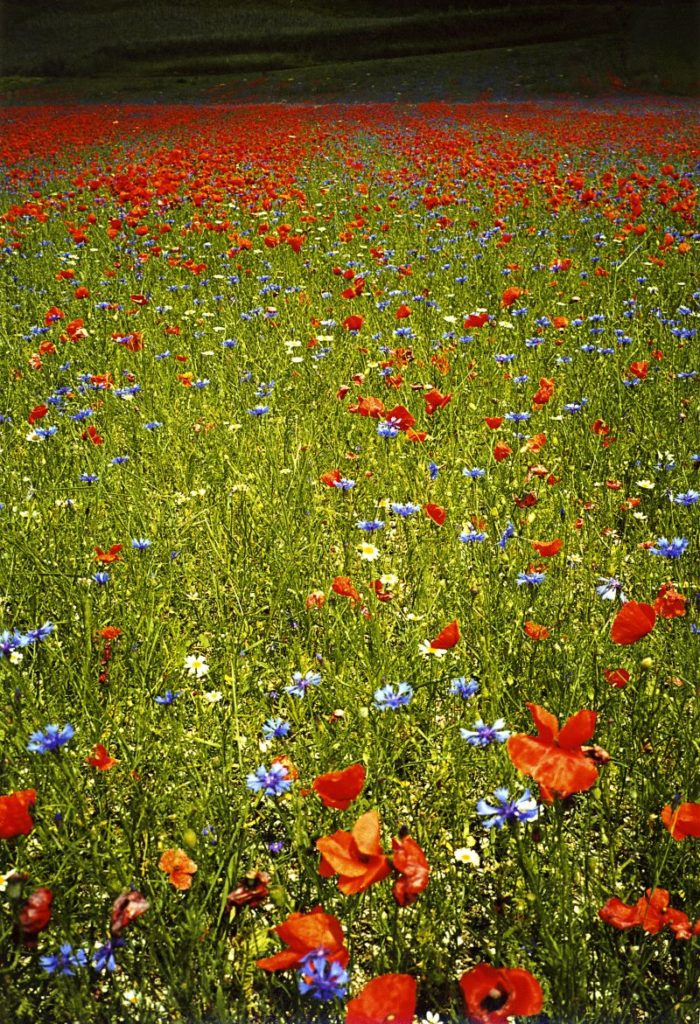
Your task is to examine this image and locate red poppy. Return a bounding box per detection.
[349,396,385,418]
[159,848,198,890]
[531,539,561,557]
[653,583,686,619]
[313,763,366,811]
[610,601,656,645]
[485,416,503,429]
[424,503,446,525]
[661,802,700,841]
[391,834,429,906]
[332,576,362,604]
[320,469,342,487]
[501,286,525,307]
[256,906,349,972]
[599,887,700,940]
[99,626,121,640]
[493,441,512,462]
[94,544,123,564]
[383,405,415,431]
[405,428,427,443]
[346,974,417,1024]
[464,312,489,328]
[532,377,555,406]
[459,964,543,1024]
[111,889,150,936]
[317,810,391,895]
[343,314,364,331]
[628,360,649,380]
[507,704,599,799]
[604,668,630,689]
[0,789,37,840]
[28,404,49,425]
[86,743,119,771]
[19,888,53,942]
[395,304,411,319]
[424,387,452,415]
[430,619,460,650]
[524,621,549,641]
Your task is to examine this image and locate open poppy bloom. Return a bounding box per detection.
[493,441,512,462]
[599,887,700,940]
[313,763,366,810]
[459,964,543,1023]
[391,834,429,906]
[661,802,700,841]
[0,789,37,840]
[424,502,446,526]
[256,906,349,971]
[507,704,600,800]
[317,810,391,895]
[430,619,460,650]
[345,973,417,1024]
[604,668,630,689]
[383,405,415,431]
[332,576,362,605]
[523,621,550,641]
[94,544,123,564]
[531,539,561,557]
[320,469,342,487]
[159,848,198,890]
[424,387,452,415]
[653,582,687,619]
[485,416,503,429]
[86,743,119,771]
[610,601,656,644]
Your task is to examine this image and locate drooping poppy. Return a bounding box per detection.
[610,601,656,645]
[159,848,198,890]
[256,906,349,971]
[345,973,417,1024]
[18,888,53,943]
[391,834,429,906]
[0,789,37,840]
[313,763,366,811]
[599,887,700,940]
[332,576,362,604]
[661,802,700,841]
[507,704,599,799]
[459,964,543,1024]
[317,810,391,895]
[111,889,150,936]
[424,388,452,415]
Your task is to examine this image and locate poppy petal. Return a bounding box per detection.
[610,601,656,645]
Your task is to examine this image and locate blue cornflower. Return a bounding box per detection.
[650,537,689,558]
[201,824,218,845]
[247,405,270,417]
[505,411,530,423]
[262,717,290,740]
[155,690,179,705]
[25,621,54,644]
[111,456,129,465]
[428,460,439,480]
[333,477,355,491]
[460,719,510,747]
[35,426,58,439]
[246,762,292,797]
[374,681,413,710]
[268,840,284,854]
[498,522,515,550]
[595,577,626,602]
[563,402,586,414]
[459,530,487,543]
[0,631,18,657]
[144,421,163,430]
[391,502,421,517]
[377,421,400,438]
[286,670,322,698]
[356,519,384,532]
[517,571,546,586]
[476,787,539,829]
[39,944,88,976]
[297,949,348,1002]
[92,571,110,585]
[79,473,99,484]
[450,676,479,699]
[92,938,125,973]
[672,490,699,506]
[463,467,485,479]
[27,723,75,754]
[131,538,151,551]
[70,408,93,421]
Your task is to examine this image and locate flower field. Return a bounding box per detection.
[0,99,698,1024]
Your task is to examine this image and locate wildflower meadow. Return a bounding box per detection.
[0,99,698,1024]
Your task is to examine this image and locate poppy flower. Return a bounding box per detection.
[0,789,37,840]
[86,743,119,771]
[424,503,446,525]
[313,763,366,810]
[98,626,121,641]
[332,576,362,605]
[343,314,364,331]
[485,416,503,429]
[18,888,53,943]
[111,889,150,936]
[430,619,460,650]
[405,428,427,443]
[493,441,512,462]
[464,312,489,328]
[383,405,415,431]
[349,396,385,418]
[523,621,549,641]
[391,834,429,906]
[661,802,700,841]
[507,704,599,799]
[226,870,270,911]
[610,601,656,645]
[320,469,342,487]
[94,544,123,564]
[424,388,452,415]
[604,668,630,689]
[653,583,686,619]
[317,810,391,895]
[459,964,543,1023]
[159,848,198,890]
[306,590,326,609]
[395,304,411,319]
[501,286,525,307]
[531,539,561,557]
[532,377,555,406]
[256,906,349,972]
[599,887,700,940]
[346,973,417,1024]
[524,433,547,453]
[28,404,49,425]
